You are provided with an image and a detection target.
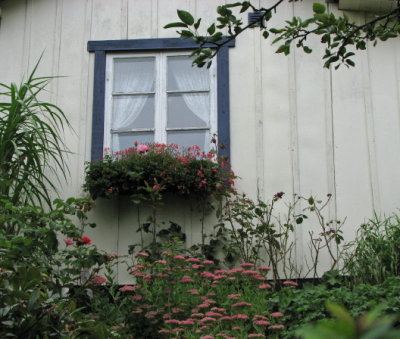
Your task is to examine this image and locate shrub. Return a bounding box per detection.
[0,198,116,338]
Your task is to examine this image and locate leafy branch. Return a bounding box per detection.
[165,0,400,69]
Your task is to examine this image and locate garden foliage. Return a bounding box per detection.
[0,198,116,338]
[343,214,400,284]
[0,62,69,208]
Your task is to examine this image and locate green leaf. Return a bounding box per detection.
[326,302,355,326]
[180,30,194,39]
[194,18,201,30]
[240,2,251,13]
[303,46,312,54]
[164,22,188,29]
[276,44,289,54]
[313,3,326,14]
[207,23,216,35]
[177,10,195,25]
[345,59,355,67]
[270,28,284,34]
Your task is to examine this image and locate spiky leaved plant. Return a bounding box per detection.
[0,61,70,209]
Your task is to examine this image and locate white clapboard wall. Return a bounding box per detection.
[1,0,400,282]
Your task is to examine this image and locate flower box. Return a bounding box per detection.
[84,143,235,204]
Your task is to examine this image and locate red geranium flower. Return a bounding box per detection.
[79,236,92,245]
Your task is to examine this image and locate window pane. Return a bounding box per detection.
[167,93,209,128]
[112,132,154,152]
[113,57,155,93]
[112,95,154,130]
[167,130,209,151]
[167,55,209,91]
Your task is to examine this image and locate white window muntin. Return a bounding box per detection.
[104,51,217,152]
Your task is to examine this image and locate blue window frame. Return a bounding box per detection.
[87,38,235,161]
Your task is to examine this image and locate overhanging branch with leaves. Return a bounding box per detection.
[165,0,400,69]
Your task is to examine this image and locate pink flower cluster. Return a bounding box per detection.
[126,255,285,338]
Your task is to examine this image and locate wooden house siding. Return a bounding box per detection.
[1,0,400,281]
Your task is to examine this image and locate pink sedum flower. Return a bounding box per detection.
[248,334,266,338]
[90,274,108,285]
[232,301,252,307]
[186,257,201,263]
[270,312,284,317]
[180,276,195,283]
[239,263,255,267]
[254,315,269,320]
[200,317,217,323]
[259,284,272,289]
[136,252,149,257]
[283,280,299,286]
[119,285,135,292]
[243,270,259,275]
[253,320,270,326]
[202,260,214,265]
[232,314,249,320]
[220,316,233,321]
[227,294,241,299]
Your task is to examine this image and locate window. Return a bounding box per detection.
[88,38,235,160]
[105,52,217,152]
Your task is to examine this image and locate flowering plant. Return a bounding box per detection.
[84,143,235,203]
[95,250,286,338]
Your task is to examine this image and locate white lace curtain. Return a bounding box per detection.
[112,60,153,151]
[172,64,209,125]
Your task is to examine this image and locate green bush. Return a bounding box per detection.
[343,214,400,284]
[269,277,400,337]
